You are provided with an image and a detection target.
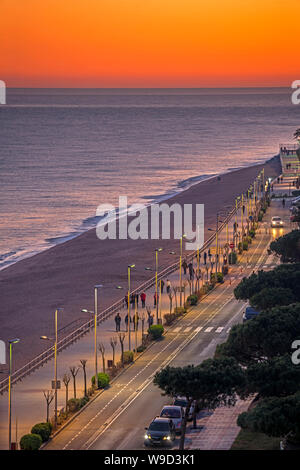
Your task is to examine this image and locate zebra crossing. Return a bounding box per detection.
[172,325,231,335]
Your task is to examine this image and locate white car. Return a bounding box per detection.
[160,405,184,433]
[271,216,284,228]
[172,396,195,421]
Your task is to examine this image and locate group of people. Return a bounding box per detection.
[114,310,154,332]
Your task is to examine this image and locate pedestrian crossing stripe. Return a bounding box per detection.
[194,326,203,332]
[215,327,224,333]
[173,327,181,332]
[184,327,192,333]
[227,328,231,333]
[204,327,214,332]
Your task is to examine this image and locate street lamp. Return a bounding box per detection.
[40,307,63,430]
[81,285,103,388]
[155,248,163,324]
[179,234,186,307]
[8,338,20,450]
[127,264,135,351]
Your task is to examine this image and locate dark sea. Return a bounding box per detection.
[0,87,298,269]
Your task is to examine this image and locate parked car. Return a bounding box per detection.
[271,216,284,228]
[144,418,176,447]
[160,405,184,433]
[172,396,195,421]
[243,306,260,322]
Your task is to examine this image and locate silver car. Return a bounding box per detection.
[172,396,195,421]
[160,405,184,433]
[271,216,283,228]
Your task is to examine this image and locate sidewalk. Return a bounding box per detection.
[186,398,254,450]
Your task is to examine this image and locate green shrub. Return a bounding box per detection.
[247,236,252,244]
[186,294,198,306]
[79,396,89,408]
[199,284,209,295]
[258,212,263,222]
[216,272,224,283]
[174,306,186,315]
[242,240,249,251]
[136,345,146,353]
[148,324,164,340]
[229,252,237,265]
[31,422,52,442]
[67,398,81,412]
[20,433,42,451]
[249,229,256,238]
[238,242,243,254]
[92,372,110,388]
[164,313,176,325]
[123,351,134,364]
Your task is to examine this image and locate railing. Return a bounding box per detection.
[0,202,242,395]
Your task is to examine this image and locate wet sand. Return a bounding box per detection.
[0,156,281,370]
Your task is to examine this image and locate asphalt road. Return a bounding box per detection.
[45,198,290,451]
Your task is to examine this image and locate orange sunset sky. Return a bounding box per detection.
[0,0,299,87]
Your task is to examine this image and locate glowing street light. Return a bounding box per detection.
[8,338,20,450]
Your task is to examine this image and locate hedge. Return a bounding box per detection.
[31,422,52,442]
[186,294,198,306]
[20,433,42,451]
[91,372,110,389]
[123,351,134,364]
[148,324,164,340]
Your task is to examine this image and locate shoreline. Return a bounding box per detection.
[0,155,278,272]
[0,154,281,370]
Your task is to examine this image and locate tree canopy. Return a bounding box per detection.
[237,392,300,438]
[234,263,300,303]
[215,303,300,366]
[269,230,300,263]
[250,287,295,311]
[154,358,245,449]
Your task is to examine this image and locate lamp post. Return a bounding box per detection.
[155,248,163,324]
[8,338,20,450]
[127,264,135,351]
[179,235,186,307]
[40,307,63,430]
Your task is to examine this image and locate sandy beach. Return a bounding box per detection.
[0,156,281,371]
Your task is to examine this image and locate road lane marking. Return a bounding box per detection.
[215,327,224,333]
[173,327,182,332]
[194,327,203,332]
[184,327,192,333]
[204,327,214,332]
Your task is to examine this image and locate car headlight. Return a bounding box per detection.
[280,221,283,224]
[144,434,150,439]
[163,435,171,440]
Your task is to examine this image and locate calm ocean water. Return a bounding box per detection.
[0,88,298,269]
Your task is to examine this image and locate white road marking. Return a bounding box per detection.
[173,327,182,332]
[215,327,224,333]
[184,327,192,333]
[204,327,214,332]
[194,326,203,332]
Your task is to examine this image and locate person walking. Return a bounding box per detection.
[188,262,193,280]
[140,292,146,308]
[282,198,286,208]
[114,312,121,332]
[203,251,207,265]
[182,259,188,275]
[160,279,165,293]
[166,279,171,294]
[148,314,154,328]
[154,292,159,307]
[133,313,139,331]
[124,295,128,309]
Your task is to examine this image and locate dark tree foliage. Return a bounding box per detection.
[269,230,300,263]
[215,303,300,366]
[234,263,300,302]
[237,392,300,438]
[154,358,245,450]
[245,354,300,398]
[250,287,295,311]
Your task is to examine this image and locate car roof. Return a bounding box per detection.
[162,405,182,410]
[152,417,171,423]
[272,216,282,219]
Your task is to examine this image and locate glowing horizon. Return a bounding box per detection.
[1,0,298,88]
